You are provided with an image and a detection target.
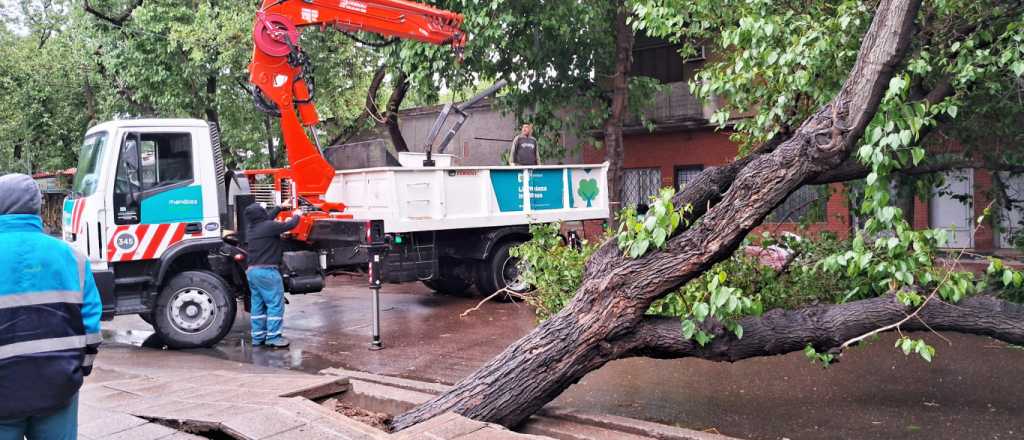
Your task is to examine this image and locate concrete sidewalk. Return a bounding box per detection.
[81,344,734,440]
[82,344,540,439]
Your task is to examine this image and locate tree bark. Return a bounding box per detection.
[390,0,923,430]
[385,71,410,152]
[625,294,1024,362]
[603,1,633,225]
[327,64,387,147]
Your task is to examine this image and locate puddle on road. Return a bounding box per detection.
[101,328,158,347]
[102,327,341,373]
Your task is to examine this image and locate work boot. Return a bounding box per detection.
[251,339,265,346]
[265,337,290,348]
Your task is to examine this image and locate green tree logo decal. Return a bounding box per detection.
[577,179,600,207]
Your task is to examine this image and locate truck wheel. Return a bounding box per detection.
[152,270,236,349]
[138,312,154,325]
[422,276,471,296]
[478,242,530,298]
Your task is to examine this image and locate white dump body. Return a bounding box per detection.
[323,163,610,233]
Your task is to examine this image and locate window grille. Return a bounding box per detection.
[768,185,826,223]
[621,168,661,208]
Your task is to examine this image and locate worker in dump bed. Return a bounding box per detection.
[244,203,303,348]
[509,123,540,166]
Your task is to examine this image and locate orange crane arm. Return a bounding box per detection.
[247,0,465,203]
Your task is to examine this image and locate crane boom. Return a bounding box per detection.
[248,0,466,205]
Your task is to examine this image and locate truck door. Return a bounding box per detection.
[108,131,204,263]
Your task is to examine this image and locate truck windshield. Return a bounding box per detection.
[71,132,109,198]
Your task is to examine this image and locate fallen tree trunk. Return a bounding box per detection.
[390,0,923,430]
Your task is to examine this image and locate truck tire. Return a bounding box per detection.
[152,270,236,349]
[477,241,530,298]
[422,276,472,296]
[138,312,154,325]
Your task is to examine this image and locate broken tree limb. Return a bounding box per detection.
[622,294,1024,362]
[390,0,924,430]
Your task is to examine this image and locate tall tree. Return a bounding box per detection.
[391,0,1024,430]
[603,1,634,223]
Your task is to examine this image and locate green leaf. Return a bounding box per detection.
[1012,61,1024,77]
[898,130,912,146]
[899,337,914,355]
[652,228,667,247]
[681,319,697,339]
[694,331,712,346]
[911,148,925,166]
[692,302,710,322]
[711,288,728,308]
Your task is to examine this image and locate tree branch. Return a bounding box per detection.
[622,294,1024,362]
[326,64,387,147]
[385,71,410,152]
[83,0,143,26]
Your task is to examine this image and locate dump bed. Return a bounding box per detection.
[322,163,609,233]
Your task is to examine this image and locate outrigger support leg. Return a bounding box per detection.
[368,247,384,350]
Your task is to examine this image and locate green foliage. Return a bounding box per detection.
[986,258,1024,303]
[804,345,835,368]
[895,337,936,363]
[617,187,692,258]
[0,0,379,173]
[729,233,863,310]
[817,225,980,304]
[650,269,763,345]
[510,223,597,320]
[395,0,661,161]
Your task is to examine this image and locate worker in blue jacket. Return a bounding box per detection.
[0,174,102,440]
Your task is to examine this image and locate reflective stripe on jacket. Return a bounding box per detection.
[0,214,102,419]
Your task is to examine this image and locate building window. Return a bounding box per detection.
[622,168,661,208]
[999,172,1024,248]
[768,185,827,223]
[675,166,704,191]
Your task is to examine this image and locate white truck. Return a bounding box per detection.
[61,118,609,348]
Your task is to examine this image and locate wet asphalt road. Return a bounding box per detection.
[104,277,1024,440]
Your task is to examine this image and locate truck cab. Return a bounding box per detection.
[64,117,609,350]
[64,119,241,348]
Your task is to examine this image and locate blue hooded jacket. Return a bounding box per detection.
[0,174,102,419]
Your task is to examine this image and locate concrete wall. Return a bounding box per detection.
[356,99,584,166]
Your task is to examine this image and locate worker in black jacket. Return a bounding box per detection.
[243,203,302,348]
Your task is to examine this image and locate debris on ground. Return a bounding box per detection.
[323,399,392,431]
[743,245,796,271]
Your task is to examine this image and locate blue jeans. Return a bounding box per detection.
[246,267,285,344]
[0,393,77,440]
